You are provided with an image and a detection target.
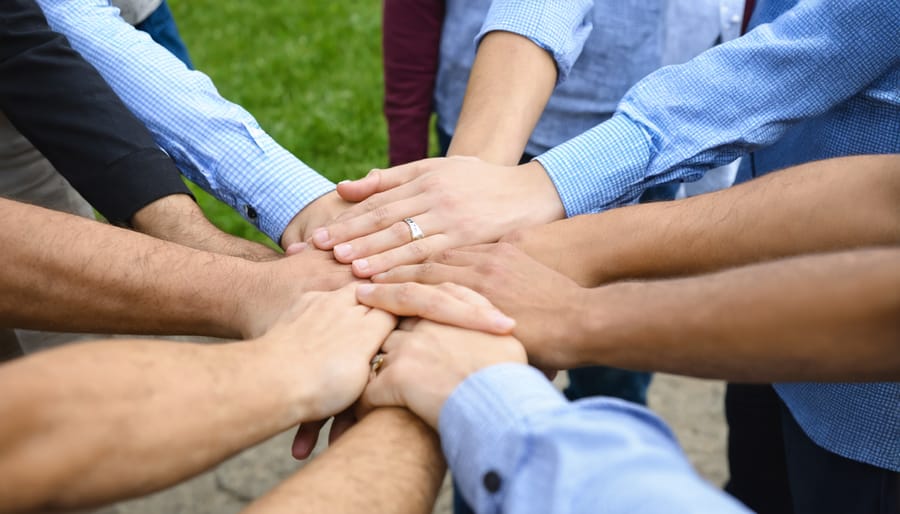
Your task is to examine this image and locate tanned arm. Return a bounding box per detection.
[505,154,900,286]
[243,409,445,514]
[568,247,900,381]
[0,197,353,338]
[0,287,395,513]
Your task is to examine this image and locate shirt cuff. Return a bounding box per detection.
[476,0,593,84]
[213,126,336,242]
[535,114,651,217]
[438,364,568,513]
[79,148,192,225]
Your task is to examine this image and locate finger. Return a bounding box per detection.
[291,419,327,460]
[332,213,438,263]
[335,161,434,203]
[435,282,496,309]
[371,261,465,286]
[356,283,514,334]
[284,242,308,256]
[328,409,358,445]
[351,234,454,278]
[360,364,404,413]
[312,196,426,250]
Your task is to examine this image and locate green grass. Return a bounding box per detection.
[169,0,389,245]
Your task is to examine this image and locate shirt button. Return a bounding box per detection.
[245,205,258,220]
[730,14,742,23]
[483,471,502,493]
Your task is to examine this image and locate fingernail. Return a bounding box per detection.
[354,259,370,273]
[312,228,330,246]
[338,180,351,185]
[371,273,386,282]
[357,284,375,297]
[334,243,353,260]
[367,168,380,176]
[492,313,516,332]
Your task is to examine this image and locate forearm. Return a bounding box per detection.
[573,247,900,381]
[447,31,556,164]
[243,408,445,514]
[0,339,309,512]
[131,194,279,261]
[539,155,900,285]
[38,0,335,241]
[0,198,257,338]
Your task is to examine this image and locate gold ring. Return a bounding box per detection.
[370,353,385,374]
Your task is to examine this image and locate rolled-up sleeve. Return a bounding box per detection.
[36,0,335,241]
[475,0,593,84]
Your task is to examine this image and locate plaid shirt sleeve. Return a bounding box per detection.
[532,0,900,216]
[37,0,335,241]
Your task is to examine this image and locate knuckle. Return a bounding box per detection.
[391,221,411,240]
[407,241,430,261]
[420,173,444,191]
[416,261,435,280]
[396,283,416,305]
[500,229,525,245]
[370,206,393,228]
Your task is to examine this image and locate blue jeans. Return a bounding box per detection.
[135,0,193,69]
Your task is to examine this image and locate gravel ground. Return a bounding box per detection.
[97,373,728,514]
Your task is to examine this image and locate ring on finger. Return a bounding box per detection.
[370,353,385,374]
[403,217,426,241]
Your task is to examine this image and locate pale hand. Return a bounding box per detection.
[310,157,566,278]
[361,319,527,429]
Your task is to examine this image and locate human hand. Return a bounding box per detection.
[237,245,359,339]
[288,282,515,459]
[131,193,280,261]
[360,319,527,429]
[309,157,565,278]
[370,243,589,370]
[500,216,602,287]
[280,191,353,249]
[256,284,396,423]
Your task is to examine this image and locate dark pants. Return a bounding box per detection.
[135,0,193,69]
[725,383,900,514]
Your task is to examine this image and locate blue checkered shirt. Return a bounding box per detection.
[37,0,335,241]
[483,0,900,471]
[442,364,750,514]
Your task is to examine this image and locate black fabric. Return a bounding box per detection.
[0,0,190,224]
[724,383,794,514]
[780,401,900,514]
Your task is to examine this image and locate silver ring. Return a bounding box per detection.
[403,218,426,241]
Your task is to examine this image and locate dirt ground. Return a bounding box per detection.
[96,373,727,514]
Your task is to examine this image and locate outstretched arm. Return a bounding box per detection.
[446,31,557,164]
[0,198,354,338]
[243,409,445,514]
[504,154,900,286]
[366,245,900,381]
[0,287,395,513]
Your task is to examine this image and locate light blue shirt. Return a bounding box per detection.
[37,0,335,241]
[479,0,900,471]
[437,0,745,158]
[440,364,750,514]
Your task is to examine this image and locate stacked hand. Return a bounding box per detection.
[368,242,589,370]
[308,157,565,278]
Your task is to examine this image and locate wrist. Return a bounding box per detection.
[519,160,566,226]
